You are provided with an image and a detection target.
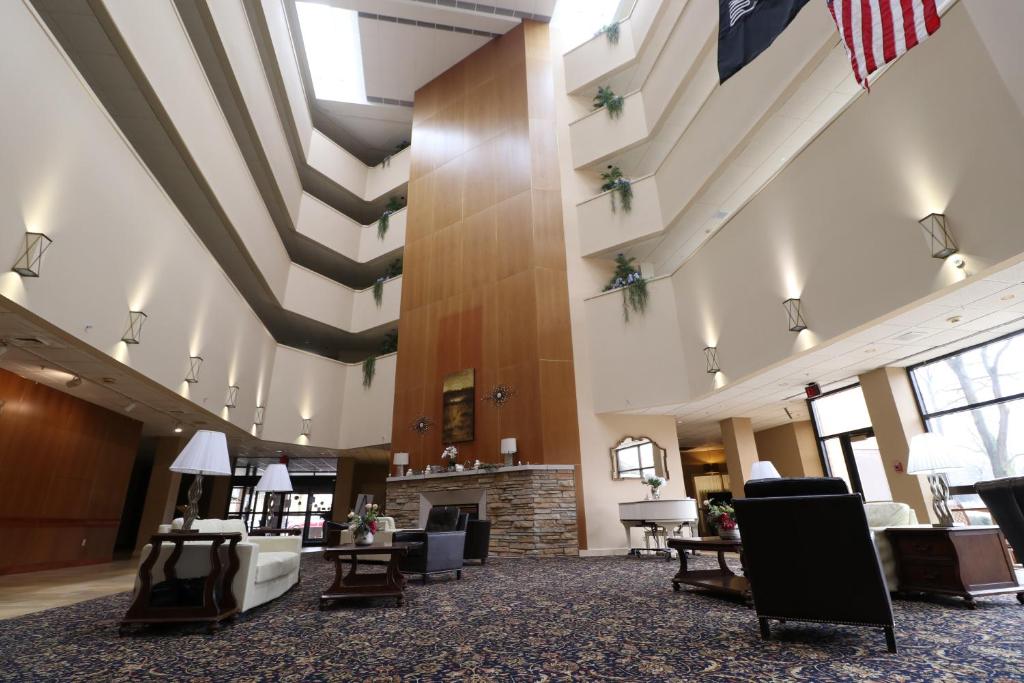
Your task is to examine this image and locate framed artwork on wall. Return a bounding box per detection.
[442,368,475,443]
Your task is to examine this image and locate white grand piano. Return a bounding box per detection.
[619,498,699,557]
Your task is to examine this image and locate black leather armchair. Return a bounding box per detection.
[463,519,492,565]
[976,476,1024,602]
[394,506,468,583]
[734,477,897,653]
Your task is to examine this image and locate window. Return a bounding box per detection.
[809,384,892,501]
[909,330,1024,486]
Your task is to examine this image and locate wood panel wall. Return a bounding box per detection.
[0,368,143,574]
[391,23,583,533]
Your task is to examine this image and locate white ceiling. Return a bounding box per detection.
[645,257,1024,447]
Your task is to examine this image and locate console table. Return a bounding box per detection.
[120,532,242,634]
[320,542,421,608]
[667,536,750,603]
[886,526,1024,608]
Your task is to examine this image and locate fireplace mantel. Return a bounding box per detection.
[387,464,573,483]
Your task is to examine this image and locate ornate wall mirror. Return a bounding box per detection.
[610,436,669,480]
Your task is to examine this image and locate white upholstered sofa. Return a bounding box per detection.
[136,518,301,612]
[865,501,919,591]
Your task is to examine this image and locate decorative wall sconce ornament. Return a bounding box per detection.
[254,405,265,426]
[225,385,239,409]
[411,416,433,434]
[483,384,516,407]
[185,355,203,384]
[300,418,312,437]
[918,213,958,259]
[12,232,53,277]
[121,311,148,344]
[703,346,721,374]
[783,298,807,332]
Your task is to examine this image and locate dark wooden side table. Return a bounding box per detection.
[320,542,421,609]
[666,536,750,603]
[886,526,1023,608]
[121,532,242,634]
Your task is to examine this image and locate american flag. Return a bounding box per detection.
[826,0,941,89]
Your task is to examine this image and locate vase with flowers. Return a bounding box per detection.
[348,503,380,545]
[441,445,459,472]
[703,500,740,540]
[643,474,666,500]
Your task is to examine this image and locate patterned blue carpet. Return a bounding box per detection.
[1,552,1022,681]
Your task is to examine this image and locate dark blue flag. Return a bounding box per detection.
[718,0,812,83]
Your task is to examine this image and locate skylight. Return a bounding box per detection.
[295,2,367,104]
[551,0,621,53]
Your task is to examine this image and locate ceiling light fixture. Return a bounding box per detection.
[11,232,53,277]
[185,355,203,384]
[703,346,721,374]
[65,375,82,388]
[225,385,239,409]
[124,401,137,413]
[783,298,807,332]
[918,213,958,259]
[121,311,147,344]
[173,423,183,434]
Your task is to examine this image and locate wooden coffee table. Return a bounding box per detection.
[666,536,750,603]
[320,542,421,609]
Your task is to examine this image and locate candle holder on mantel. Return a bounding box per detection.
[501,437,518,468]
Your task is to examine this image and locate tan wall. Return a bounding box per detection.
[753,421,823,478]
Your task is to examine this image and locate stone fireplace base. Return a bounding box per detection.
[385,465,578,557]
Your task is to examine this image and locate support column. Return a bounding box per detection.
[721,417,760,499]
[859,367,934,522]
[333,458,356,521]
[134,436,184,553]
[205,470,233,520]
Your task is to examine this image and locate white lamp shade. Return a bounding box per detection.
[254,463,293,492]
[500,437,517,454]
[393,452,409,466]
[169,430,231,475]
[749,460,781,480]
[907,432,965,474]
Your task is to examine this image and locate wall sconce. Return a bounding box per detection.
[703,346,721,374]
[121,311,148,344]
[300,418,312,437]
[254,405,265,426]
[783,298,807,332]
[918,213,957,259]
[185,355,203,384]
[224,385,240,409]
[11,232,53,277]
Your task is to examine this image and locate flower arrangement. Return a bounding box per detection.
[643,474,666,499]
[703,500,738,534]
[600,165,632,213]
[348,503,380,541]
[603,253,648,321]
[441,445,459,470]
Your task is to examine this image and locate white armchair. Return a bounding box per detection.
[136,518,301,612]
[865,501,920,591]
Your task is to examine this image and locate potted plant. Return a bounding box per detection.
[441,445,459,472]
[602,253,648,321]
[643,474,666,499]
[372,257,403,307]
[593,85,624,119]
[600,165,632,213]
[704,500,740,540]
[347,503,380,545]
[597,22,620,44]
[377,196,406,239]
[362,330,399,388]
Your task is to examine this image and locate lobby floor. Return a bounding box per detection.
[2,553,1023,681]
[0,561,137,620]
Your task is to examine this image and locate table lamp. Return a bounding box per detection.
[393,452,409,477]
[749,460,781,480]
[255,463,293,527]
[501,437,517,467]
[169,430,232,531]
[907,432,965,527]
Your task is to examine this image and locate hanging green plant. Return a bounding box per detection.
[593,85,624,119]
[597,22,620,44]
[376,196,406,240]
[380,329,399,354]
[362,355,376,387]
[600,165,633,213]
[602,253,648,321]
[371,258,403,308]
